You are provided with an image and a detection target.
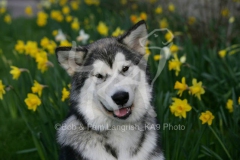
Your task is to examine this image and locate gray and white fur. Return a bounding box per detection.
[56,20,164,160]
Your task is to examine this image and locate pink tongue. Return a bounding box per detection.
[114,108,129,117]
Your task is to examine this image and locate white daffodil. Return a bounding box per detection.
[229,16,235,23]
[77,29,90,44]
[180,54,186,63]
[55,29,66,42]
[162,47,171,60]
[39,0,51,9]
[0,0,7,8]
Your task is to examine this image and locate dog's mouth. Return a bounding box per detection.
[100,102,133,119]
[113,107,132,119]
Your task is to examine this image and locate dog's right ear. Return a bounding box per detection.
[56,46,87,76]
[118,20,147,55]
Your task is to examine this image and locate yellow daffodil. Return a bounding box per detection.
[35,51,49,73]
[71,18,80,31]
[165,31,174,42]
[112,27,124,37]
[0,7,6,14]
[15,40,25,54]
[49,0,56,4]
[0,80,6,100]
[168,54,181,76]
[52,30,58,36]
[154,55,161,61]
[188,16,196,25]
[189,78,205,100]
[25,6,33,16]
[226,99,233,113]
[25,93,41,111]
[145,47,151,56]
[39,37,56,54]
[62,5,70,15]
[170,44,179,53]
[155,6,162,14]
[10,66,25,80]
[168,3,175,12]
[130,15,137,23]
[60,40,72,47]
[199,111,215,125]
[140,12,147,21]
[47,40,57,54]
[59,0,68,6]
[70,1,79,10]
[84,0,100,6]
[130,15,141,24]
[37,11,48,27]
[31,80,45,96]
[40,37,50,48]
[97,21,108,36]
[238,97,240,105]
[221,8,229,17]
[131,3,138,10]
[149,0,157,3]
[25,41,38,58]
[174,77,188,96]
[51,10,63,22]
[120,0,127,5]
[159,18,168,28]
[61,87,70,101]
[4,14,11,24]
[170,98,192,118]
[218,50,227,58]
[66,15,73,22]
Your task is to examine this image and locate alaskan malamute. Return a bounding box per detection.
[56,20,164,160]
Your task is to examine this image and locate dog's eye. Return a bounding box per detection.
[122,66,129,72]
[95,74,104,79]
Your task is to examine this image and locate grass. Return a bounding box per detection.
[0,0,240,160]
[0,114,40,159]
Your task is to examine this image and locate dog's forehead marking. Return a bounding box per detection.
[92,52,130,75]
[115,52,126,61]
[93,60,112,74]
[113,52,130,70]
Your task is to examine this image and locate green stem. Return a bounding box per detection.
[225,44,240,51]
[26,70,33,84]
[12,88,46,159]
[209,126,232,160]
[229,48,240,55]
[11,88,33,132]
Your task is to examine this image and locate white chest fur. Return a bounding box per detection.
[57,115,164,160]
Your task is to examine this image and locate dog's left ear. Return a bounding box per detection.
[56,46,87,76]
[118,20,147,55]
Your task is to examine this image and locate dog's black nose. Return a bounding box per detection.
[111,91,129,105]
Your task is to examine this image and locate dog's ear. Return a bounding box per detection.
[56,46,87,76]
[118,20,147,55]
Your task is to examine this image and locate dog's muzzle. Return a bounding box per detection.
[100,91,133,119]
[111,91,129,106]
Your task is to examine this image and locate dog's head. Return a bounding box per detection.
[56,21,154,128]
